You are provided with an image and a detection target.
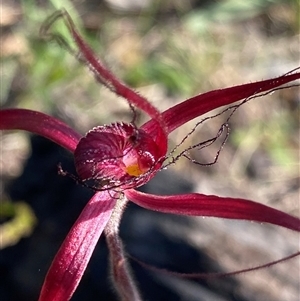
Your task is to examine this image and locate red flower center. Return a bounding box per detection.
[74,122,164,190]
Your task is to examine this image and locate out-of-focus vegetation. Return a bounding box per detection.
[0,199,37,249]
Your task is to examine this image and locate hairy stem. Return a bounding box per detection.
[104,196,142,301]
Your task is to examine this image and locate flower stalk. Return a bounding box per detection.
[104,196,142,301]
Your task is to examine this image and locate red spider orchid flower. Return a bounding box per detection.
[1,9,300,301]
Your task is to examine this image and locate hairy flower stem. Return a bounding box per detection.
[104,196,142,301]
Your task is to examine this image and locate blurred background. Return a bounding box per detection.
[1,0,299,300]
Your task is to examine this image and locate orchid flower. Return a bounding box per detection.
[1,10,299,301]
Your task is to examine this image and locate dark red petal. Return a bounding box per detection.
[143,71,300,134]
[125,190,300,232]
[74,123,165,189]
[0,109,81,153]
[38,191,116,301]
[60,10,168,154]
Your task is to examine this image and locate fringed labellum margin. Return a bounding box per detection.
[74,122,165,190]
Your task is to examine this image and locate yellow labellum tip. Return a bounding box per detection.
[126,163,143,177]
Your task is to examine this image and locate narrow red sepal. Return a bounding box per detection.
[143,71,300,134]
[38,191,116,301]
[125,190,300,232]
[0,109,81,153]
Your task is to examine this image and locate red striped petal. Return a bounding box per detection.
[125,190,300,232]
[38,191,116,301]
[143,70,300,135]
[59,10,168,154]
[0,109,81,153]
